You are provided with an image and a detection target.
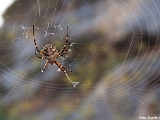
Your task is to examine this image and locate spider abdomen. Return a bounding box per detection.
[42,44,59,60]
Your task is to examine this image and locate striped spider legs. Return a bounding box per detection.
[33,26,73,73]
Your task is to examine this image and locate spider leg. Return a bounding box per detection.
[54,60,73,73]
[35,49,43,59]
[41,60,48,72]
[33,25,41,54]
[58,26,70,56]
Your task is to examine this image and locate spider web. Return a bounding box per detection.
[0,0,160,119]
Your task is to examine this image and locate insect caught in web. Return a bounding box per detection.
[33,25,73,73]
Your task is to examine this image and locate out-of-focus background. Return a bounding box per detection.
[0,0,160,120]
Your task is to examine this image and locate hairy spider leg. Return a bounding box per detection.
[33,26,42,55]
[58,26,70,56]
[55,60,73,73]
[35,48,43,59]
[41,60,49,72]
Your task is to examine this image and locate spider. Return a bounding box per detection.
[33,25,73,73]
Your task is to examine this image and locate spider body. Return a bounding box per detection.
[41,44,58,64]
[33,26,73,73]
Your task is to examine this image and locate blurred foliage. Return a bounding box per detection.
[0,106,9,120]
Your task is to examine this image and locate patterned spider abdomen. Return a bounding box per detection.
[41,44,58,64]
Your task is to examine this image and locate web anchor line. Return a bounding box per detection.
[65,73,80,88]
